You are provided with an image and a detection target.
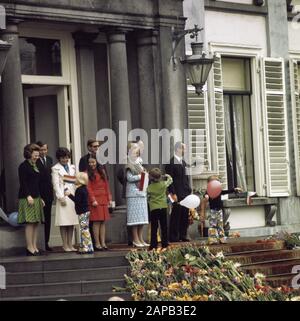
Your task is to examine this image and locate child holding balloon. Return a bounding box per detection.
[203,176,242,245]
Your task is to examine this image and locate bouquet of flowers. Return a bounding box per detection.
[123,245,300,301]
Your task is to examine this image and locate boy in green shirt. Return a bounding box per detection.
[147,168,173,250]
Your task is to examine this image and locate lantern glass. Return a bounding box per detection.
[181,42,214,95]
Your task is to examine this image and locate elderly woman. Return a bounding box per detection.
[18,144,45,256]
[125,143,149,248]
[52,147,78,252]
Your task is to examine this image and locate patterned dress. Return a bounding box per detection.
[126,169,149,226]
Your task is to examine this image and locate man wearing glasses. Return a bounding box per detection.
[79,139,101,172]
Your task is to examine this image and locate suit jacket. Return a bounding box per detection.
[79,154,90,172]
[18,160,41,199]
[36,156,54,202]
[165,156,191,201]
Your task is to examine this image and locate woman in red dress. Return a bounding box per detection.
[87,157,112,250]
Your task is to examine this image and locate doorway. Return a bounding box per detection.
[23,85,71,158]
[23,85,72,246]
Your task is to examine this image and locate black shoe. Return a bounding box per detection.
[102,246,109,251]
[45,245,53,251]
[26,249,37,256]
[95,246,103,251]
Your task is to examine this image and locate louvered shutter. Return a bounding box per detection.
[261,58,290,197]
[211,54,228,188]
[187,83,210,172]
[290,59,300,195]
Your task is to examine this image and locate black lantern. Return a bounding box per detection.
[181,42,214,95]
[171,25,214,95]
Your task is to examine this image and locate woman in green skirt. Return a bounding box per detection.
[18,144,45,256]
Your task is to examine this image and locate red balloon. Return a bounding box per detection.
[207,180,222,199]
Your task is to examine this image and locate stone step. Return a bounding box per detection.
[207,240,285,254]
[6,266,129,285]
[227,250,300,265]
[0,278,125,298]
[1,251,129,273]
[241,258,300,276]
[1,291,131,301]
[265,273,297,288]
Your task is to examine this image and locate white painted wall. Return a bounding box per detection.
[288,21,300,52]
[228,207,267,229]
[205,11,268,55]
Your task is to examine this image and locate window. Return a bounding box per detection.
[20,37,62,76]
[222,58,255,191]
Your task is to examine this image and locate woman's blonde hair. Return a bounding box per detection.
[76,172,89,186]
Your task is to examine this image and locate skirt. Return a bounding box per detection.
[89,205,110,222]
[126,197,149,226]
[18,197,44,224]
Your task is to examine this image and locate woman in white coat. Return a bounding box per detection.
[52,147,78,252]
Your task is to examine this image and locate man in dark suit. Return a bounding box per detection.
[79,139,100,172]
[165,142,192,242]
[36,141,54,251]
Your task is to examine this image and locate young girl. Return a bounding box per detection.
[203,175,242,245]
[87,157,112,251]
[68,172,94,254]
[147,168,173,250]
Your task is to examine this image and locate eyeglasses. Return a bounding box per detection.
[91,145,100,148]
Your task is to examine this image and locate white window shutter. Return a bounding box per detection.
[261,57,290,197]
[187,83,210,172]
[290,59,300,195]
[211,54,228,188]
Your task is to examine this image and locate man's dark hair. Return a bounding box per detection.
[36,141,47,148]
[87,139,98,147]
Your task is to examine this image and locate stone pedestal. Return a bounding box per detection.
[1,23,27,212]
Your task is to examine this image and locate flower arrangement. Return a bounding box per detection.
[124,245,299,301]
[274,231,300,250]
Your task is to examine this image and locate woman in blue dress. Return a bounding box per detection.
[125,143,149,248]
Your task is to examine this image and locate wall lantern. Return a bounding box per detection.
[171,24,214,95]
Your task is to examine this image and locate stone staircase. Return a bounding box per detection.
[209,240,300,289]
[1,239,299,301]
[0,250,131,301]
